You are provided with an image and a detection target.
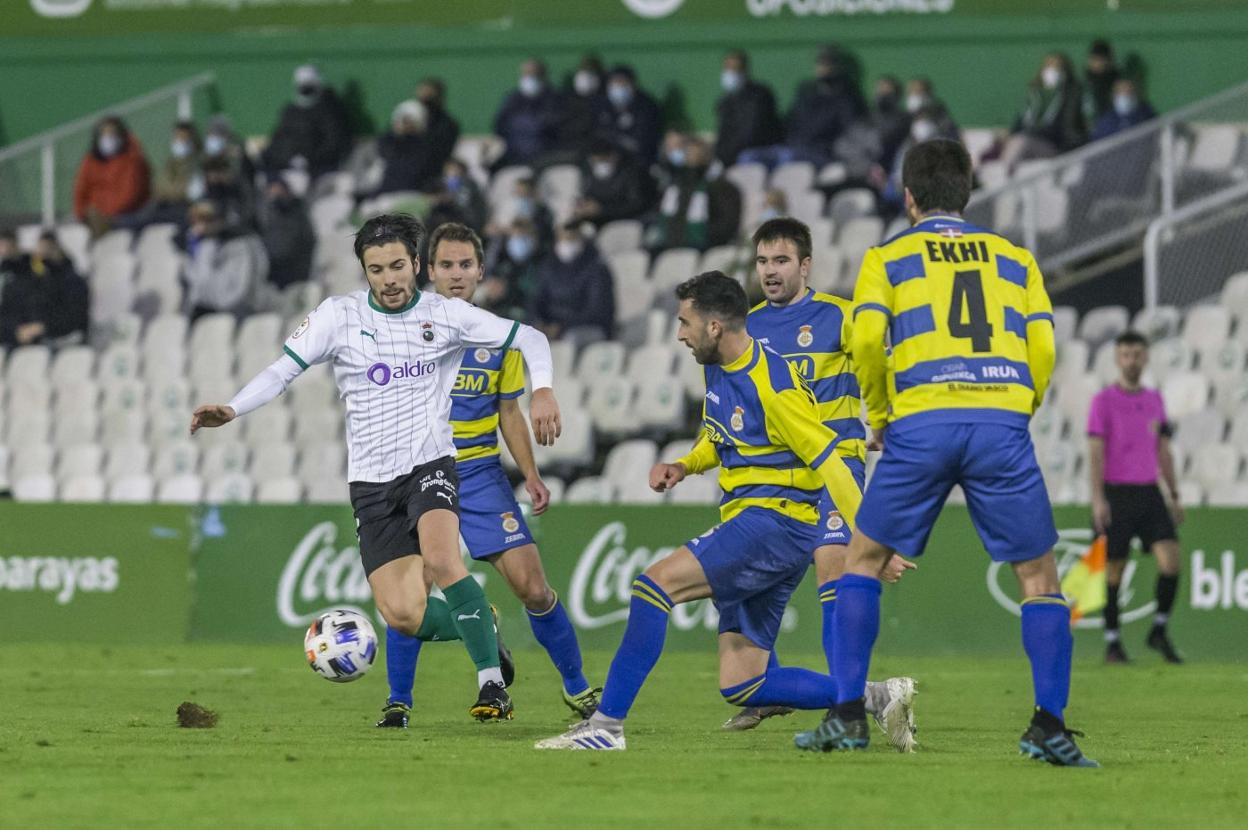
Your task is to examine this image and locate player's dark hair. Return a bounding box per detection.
[354,213,424,264]
[427,222,483,268]
[1115,330,1149,348]
[675,271,747,329]
[901,139,973,214]
[753,217,812,262]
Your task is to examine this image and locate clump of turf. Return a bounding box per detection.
[176,702,219,729]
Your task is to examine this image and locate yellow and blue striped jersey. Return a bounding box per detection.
[676,339,862,527]
[450,346,525,466]
[748,289,865,464]
[851,214,1056,431]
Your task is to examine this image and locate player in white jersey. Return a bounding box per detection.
[190,214,561,721]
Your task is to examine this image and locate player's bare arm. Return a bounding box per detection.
[498,396,551,514]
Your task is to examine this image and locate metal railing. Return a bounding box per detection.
[0,73,215,227]
[964,79,1248,275]
[1143,179,1248,308]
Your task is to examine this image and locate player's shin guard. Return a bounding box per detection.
[443,575,500,672]
[385,626,422,707]
[596,576,672,720]
[721,668,837,710]
[1020,594,1072,721]
[819,580,839,682]
[526,593,589,696]
[833,574,881,711]
[416,596,462,642]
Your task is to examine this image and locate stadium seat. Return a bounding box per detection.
[576,341,626,382]
[135,223,178,261]
[249,442,297,483]
[1162,374,1213,420]
[5,345,51,387]
[613,271,656,327]
[602,439,658,487]
[586,376,636,436]
[596,220,644,256]
[538,164,580,219]
[14,473,57,502]
[1078,305,1129,348]
[97,344,142,383]
[149,378,191,415]
[788,190,826,229]
[1181,305,1233,355]
[134,252,182,315]
[202,442,251,479]
[635,376,686,431]
[158,474,204,505]
[669,472,720,505]
[189,348,236,387]
[11,443,55,480]
[242,405,292,447]
[565,475,616,504]
[4,409,50,446]
[257,477,304,504]
[1174,409,1227,453]
[827,188,876,227]
[650,248,701,296]
[1178,479,1206,507]
[836,217,884,262]
[1218,271,1248,322]
[189,313,237,357]
[1191,443,1244,490]
[305,476,349,504]
[533,409,594,469]
[659,438,695,464]
[698,245,741,278]
[1131,305,1182,342]
[808,246,845,295]
[91,229,132,260]
[142,315,189,377]
[605,249,649,291]
[49,346,95,388]
[297,441,346,482]
[513,476,566,506]
[1186,125,1241,173]
[1051,306,1078,344]
[56,223,90,272]
[1057,374,1102,426]
[624,344,677,386]
[1211,376,1248,418]
[1227,410,1248,452]
[1203,340,1246,388]
[1207,481,1248,507]
[149,441,197,479]
[678,347,706,401]
[54,380,100,416]
[52,410,99,448]
[61,474,106,502]
[643,309,678,346]
[487,166,534,224]
[725,163,767,199]
[89,269,136,326]
[549,339,576,381]
[616,475,664,504]
[292,407,343,444]
[205,472,255,504]
[1148,337,1194,382]
[1053,339,1090,386]
[286,366,337,410]
[109,474,154,503]
[770,161,815,197]
[98,407,148,449]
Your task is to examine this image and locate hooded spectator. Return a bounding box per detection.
[181,200,269,320]
[1083,39,1121,124]
[600,64,662,165]
[414,77,461,176]
[1003,52,1087,170]
[485,176,553,254]
[714,49,783,166]
[261,64,352,179]
[555,54,611,159]
[0,231,89,348]
[647,135,741,253]
[572,140,656,226]
[493,58,563,168]
[1090,78,1157,141]
[258,177,316,289]
[528,223,615,342]
[375,99,440,194]
[73,116,151,235]
[427,158,488,232]
[481,216,545,317]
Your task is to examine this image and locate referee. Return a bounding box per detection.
[1087,331,1184,664]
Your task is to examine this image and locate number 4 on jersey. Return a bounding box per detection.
[947,269,993,352]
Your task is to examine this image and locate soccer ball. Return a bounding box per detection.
[304,609,378,683]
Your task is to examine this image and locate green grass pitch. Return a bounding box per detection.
[1,644,1245,829]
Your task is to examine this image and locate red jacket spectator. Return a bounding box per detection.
[73,116,151,221]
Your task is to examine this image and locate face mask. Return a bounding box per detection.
[905,93,927,114]
[574,70,599,97]
[875,93,898,113]
[518,75,542,98]
[911,120,937,143]
[607,83,633,108]
[445,174,463,192]
[203,134,227,156]
[507,235,534,262]
[97,134,122,157]
[555,240,583,264]
[759,207,782,222]
[591,160,615,180]
[295,85,319,107]
[1113,95,1136,116]
[667,147,686,167]
[186,174,206,202]
[721,70,743,93]
[1041,66,1063,90]
[514,196,535,219]
[170,139,192,159]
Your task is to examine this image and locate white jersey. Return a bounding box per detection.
[276,289,543,483]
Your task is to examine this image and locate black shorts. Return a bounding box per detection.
[349,456,460,577]
[1104,483,1177,561]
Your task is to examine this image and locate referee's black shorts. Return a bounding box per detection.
[1103,483,1178,561]
[349,456,460,577]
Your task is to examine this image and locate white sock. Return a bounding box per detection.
[1104,629,1120,643]
[478,667,504,688]
[590,711,624,733]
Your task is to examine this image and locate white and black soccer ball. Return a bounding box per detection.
[304,609,378,683]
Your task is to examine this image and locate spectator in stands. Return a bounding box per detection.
[903,77,959,139]
[414,77,461,176]
[1002,52,1087,171]
[555,54,611,161]
[835,75,910,181]
[373,99,441,195]
[528,222,615,343]
[571,139,656,227]
[1083,39,1120,125]
[481,216,544,318]
[1090,78,1156,142]
[486,176,554,254]
[73,115,151,237]
[425,158,489,233]
[261,64,352,181]
[879,106,952,212]
[116,120,203,231]
[0,231,89,349]
[258,177,315,289]
[758,188,788,224]
[201,156,256,232]
[739,44,865,169]
[492,58,563,168]
[201,115,255,194]
[645,135,741,253]
[714,49,783,166]
[181,200,269,321]
[600,65,663,166]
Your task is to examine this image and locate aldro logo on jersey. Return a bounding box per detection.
[796,325,814,348]
[367,360,435,386]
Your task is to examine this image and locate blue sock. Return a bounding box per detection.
[818,579,839,679]
[721,667,838,710]
[833,574,881,705]
[1021,594,1073,721]
[526,594,589,696]
[385,626,422,707]
[597,575,672,720]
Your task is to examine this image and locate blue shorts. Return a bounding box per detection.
[816,457,866,546]
[686,508,817,650]
[456,459,534,560]
[857,421,1058,562]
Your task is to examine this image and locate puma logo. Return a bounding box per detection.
[435,491,454,504]
[360,328,377,341]
[456,611,481,622]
